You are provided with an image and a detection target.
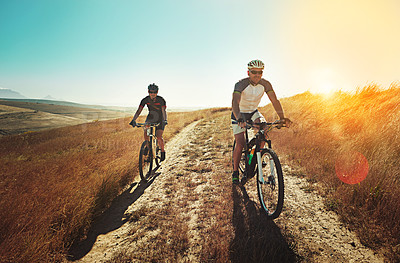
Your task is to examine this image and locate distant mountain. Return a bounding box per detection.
[0,88,27,99]
[44,95,57,100]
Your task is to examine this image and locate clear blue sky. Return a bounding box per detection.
[1,0,399,108]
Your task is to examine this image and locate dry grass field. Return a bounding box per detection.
[260,83,400,261]
[0,108,216,262]
[1,84,399,262]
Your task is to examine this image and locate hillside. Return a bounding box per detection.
[0,98,136,112]
[0,98,206,136]
[0,99,131,136]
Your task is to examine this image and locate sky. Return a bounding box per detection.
[0,0,399,108]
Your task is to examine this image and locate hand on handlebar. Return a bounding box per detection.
[129,120,136,127]
[278,118,292,128]
[237,118,246,128]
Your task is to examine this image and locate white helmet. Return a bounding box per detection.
[247,59,264,70]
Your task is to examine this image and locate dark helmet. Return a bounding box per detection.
[148,83,159,92]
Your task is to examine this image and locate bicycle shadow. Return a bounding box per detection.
[67,171,161,261]
[230,184,299,263]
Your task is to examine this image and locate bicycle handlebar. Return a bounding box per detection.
[232,120,287,130]
[258,120,288,129]
[136,122,160,128]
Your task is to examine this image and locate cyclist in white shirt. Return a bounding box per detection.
[231,59,291,184]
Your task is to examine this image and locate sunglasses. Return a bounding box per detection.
[250,70,263,75]
[148,91,157,94]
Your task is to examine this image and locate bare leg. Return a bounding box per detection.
[233,132,245,171]
[156,130,165,152]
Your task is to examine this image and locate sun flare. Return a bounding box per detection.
[319,82,336,94]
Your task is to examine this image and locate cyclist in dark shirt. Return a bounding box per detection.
[130,83,167,161]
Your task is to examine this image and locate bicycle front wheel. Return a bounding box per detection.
[139,141,153,181]
[256,148,284,219]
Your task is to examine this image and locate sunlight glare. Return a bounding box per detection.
[310,68,338,96]
[335,151,369,184]
[320,82,336,96]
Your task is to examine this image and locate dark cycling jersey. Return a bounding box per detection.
[139,95,166,124]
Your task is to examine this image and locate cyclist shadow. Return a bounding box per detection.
[230,185,299,263]
[67,172,160,261]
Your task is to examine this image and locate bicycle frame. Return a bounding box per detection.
[233,120,286,219]
[137,123,159,149]
[241,121,282,180]
[135,122,162,181]
[136,122,162,174]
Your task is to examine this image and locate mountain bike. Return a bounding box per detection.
[232,120,286,219]
[136,122,162,181]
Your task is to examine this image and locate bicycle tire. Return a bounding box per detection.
[139,141,153,181]
[256,148,284,219]
[232,140,246,175]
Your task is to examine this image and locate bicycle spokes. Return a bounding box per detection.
[257,149,284,219]
[232,120,285,219]
[266,175,276,190]
[139,142,153,181]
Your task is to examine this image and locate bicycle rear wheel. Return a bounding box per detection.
[256,148,284,219]
[139,141,153,181]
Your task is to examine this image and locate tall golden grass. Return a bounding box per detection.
[260,82,400,261]
[0,109,215,262]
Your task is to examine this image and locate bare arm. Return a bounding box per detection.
[232,92,246,128]
[263,81,285,120]
[162,107,167,121]
[267,91,285,120]
[232,92,242,120]
[131,107,144,122]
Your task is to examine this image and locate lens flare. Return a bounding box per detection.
[335,151,369,184]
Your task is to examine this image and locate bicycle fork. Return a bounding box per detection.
[257,151,276,186]
[257,151,264,183]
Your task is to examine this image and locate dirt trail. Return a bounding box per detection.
[276,167,384,262]
[67,118,384,262]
